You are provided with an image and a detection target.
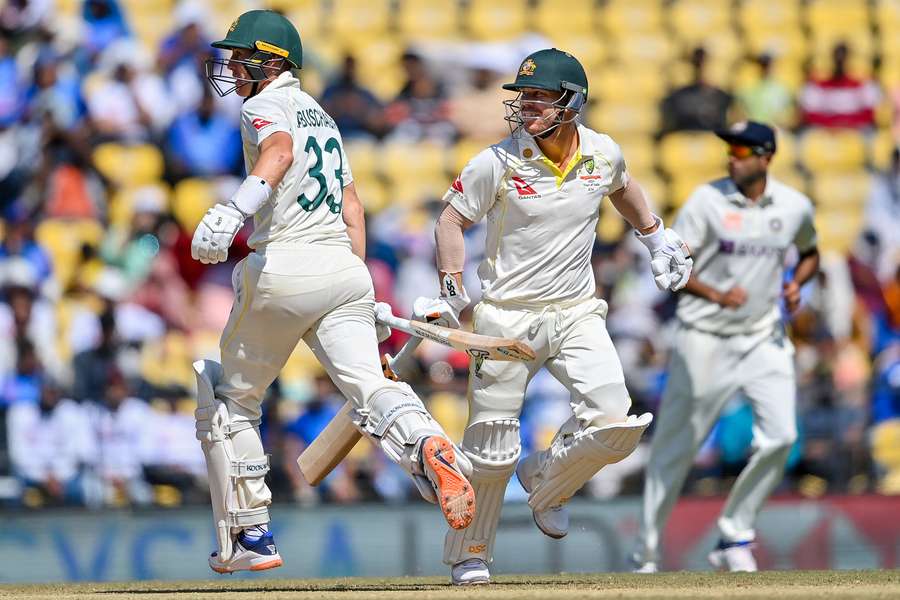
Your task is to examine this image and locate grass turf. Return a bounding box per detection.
[1,570,898,600]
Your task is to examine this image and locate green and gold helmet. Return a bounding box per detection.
[206,10,302,97]
[502,48,588,138]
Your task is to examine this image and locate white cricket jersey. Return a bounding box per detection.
[672,176,818,336]
[239,71,353,253]
[445,124,629,306]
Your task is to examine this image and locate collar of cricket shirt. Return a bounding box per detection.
[261,70,300,93]
[725,175,776,208]
[516,124,594,187]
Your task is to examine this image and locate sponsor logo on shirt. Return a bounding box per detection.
[718,239,785,258]
[251,118,274,131]
[769,217,783,232]
[511,176,540,199]
[723,212,743,231]
[451,177,464,194]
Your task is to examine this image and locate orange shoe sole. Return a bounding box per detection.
[210,557,283,574]
[422,436,476,530]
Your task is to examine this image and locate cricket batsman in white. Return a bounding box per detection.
[415,48,694,585]
[633,121,820,573]
[191,10,476,574]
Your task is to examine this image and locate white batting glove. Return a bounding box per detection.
[635,216,693,292]
[191,204,245,265]
[374,301,394,342]
[412,296,461,329]
[439,272,470,320]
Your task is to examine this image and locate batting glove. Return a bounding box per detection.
[191,203,245,265]
[374,301,394,342]
[412,296,461,329]
[635,216,693,292]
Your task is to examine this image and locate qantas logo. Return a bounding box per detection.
[511,176,540,199]
[251,118,274,130]
[450,177,464,193]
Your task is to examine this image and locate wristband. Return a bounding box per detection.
[229,175,272,217]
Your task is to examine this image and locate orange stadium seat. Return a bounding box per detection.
[396,0,461,40]
[464,0,529,41]
[658,132,726,178]
[798,129,867,174]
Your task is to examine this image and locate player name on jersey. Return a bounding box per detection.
[296,107,337,130]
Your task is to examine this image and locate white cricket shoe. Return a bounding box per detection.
[708,540,758,572]
[632,560,659,573]
[516,453,569,539]
[451,558,490,585]
[208,528,283,574]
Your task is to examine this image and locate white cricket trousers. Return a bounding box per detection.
[216,246,394,425]
[636,324,798,563]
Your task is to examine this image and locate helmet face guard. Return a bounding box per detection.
[205,51,286,97]
[503,81,586,139]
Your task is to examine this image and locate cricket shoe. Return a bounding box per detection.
[208,528,283,574]
[451,558,490,585]
[421,435,476,530]
[516,453,568,539]
[707,540,757,572]
[631,559,659,574]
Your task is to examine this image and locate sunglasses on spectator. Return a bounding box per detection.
[727,144,765,158]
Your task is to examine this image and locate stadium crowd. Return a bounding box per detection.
[0,0,899,510]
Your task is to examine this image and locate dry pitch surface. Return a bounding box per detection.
[1,570,898,600]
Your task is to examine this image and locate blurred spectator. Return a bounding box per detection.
[799,42,880,130]
[84,368,152,506]
[863,147,900,282]
[26,50,85,131]
[140,396,206,504]
[1,339,42,406]
[385,50,456,142]
[85,40,173,142]
[0,0,52,35]
[0,33,24,127]
[447,61,509,144]
[72,307,120,402]
[81,0,129,59]
[736,53,794,128]
[158,1,215,116]
[100,186,166,283]
[0,212,53,286]
[165,88,242,179]
[321,55,388,140]
[659,47,733,135]
[7,380,92,506]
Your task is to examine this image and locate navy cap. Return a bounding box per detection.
[715,121,776,154]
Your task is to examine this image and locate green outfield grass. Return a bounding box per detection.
[2,570,898,600]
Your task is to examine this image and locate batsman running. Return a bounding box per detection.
[191,10,475,574]
[419,48,693,585]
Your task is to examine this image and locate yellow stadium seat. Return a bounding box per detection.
[806,0,871,35]
[344,139,379,182]
[171,178,218,232]
[597,201,628,243]
[534,0,599,37]
[382,141,448,207]
[810,173,871,209]
[744,30,808,64]
[465,0,528,40]
[283,1,326,38]
[588,102,659,139]
[344,35,406,101]
[329,0,392,37]
[607,34,677,65]
[35,219,105,290]
[108,183,171,229]
[396,0,460,39]
[738,0,802,33]
[591,67,666,104]
[658,132,727,178]
[872,419,900,470]
[798,129,867,174]
[615,136,655,178]
[668,172,722,209]
[451,138,487,176]
[140,331,195,391]
[770,129,798,170]
[876,0,900,37]
[869,129,899,171]
[57,0,79,17]
[770,168,808,195]
[354,175,390,214]
[670,1,731,42]
[545,35,608,73]
[632,173,667,213]
[809,33,875,79]
[815,207,864,253]
[93,143,164,188]
[602,0,664,34]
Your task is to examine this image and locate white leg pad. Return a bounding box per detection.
[194,360,271,563]
[350,382,454,477]
[444,419,520,565]
[527,413,652,513]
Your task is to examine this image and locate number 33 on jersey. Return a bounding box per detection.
[240,72,354,252]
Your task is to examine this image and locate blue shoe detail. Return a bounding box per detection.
[237,530,278,556]
[716,539,753,550]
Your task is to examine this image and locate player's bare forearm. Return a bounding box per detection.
[341,183,366,259]
[435,203,472,286]
[683,275,723,304]
[608,179,658,233]
[792,248,820,287]
[251,131,293,188]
